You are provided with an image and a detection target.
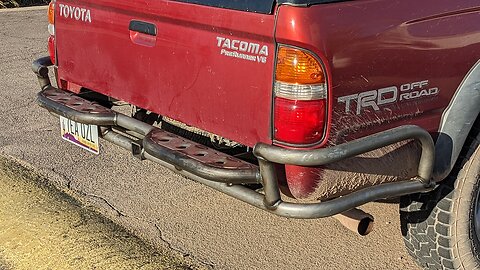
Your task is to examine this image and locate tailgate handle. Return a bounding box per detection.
[129,20,157,36]
[129,20,157,47]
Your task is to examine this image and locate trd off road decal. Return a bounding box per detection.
[216,37,268,64]
[338,80,440,115]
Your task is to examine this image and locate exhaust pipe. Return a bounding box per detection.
[333,208,374,236]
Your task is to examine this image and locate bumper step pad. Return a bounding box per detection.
[143,129,259,183]
[38,87,259,184]
[38,87,116,125]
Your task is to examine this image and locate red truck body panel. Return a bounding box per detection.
[55,0,276,147]
[53,0,480,198]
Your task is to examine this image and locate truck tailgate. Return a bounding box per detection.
[54,0,276,147]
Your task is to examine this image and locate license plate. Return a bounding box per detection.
[60,116,99,154]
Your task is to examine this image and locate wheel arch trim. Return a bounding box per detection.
[434,59,480,181]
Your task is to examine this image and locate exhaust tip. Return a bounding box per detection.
[357,216,374,236]
[333,208,375,236]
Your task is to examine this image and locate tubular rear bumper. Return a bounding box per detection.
[34,56,436,219]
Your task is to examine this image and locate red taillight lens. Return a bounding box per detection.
[273,46,328,145]
[274,97,326,144]
[48,35,55,64]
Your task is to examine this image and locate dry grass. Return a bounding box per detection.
[0,0,48,8]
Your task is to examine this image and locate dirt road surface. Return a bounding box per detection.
[0,8,419,270]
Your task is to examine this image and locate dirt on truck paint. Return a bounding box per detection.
[289,141,421,200]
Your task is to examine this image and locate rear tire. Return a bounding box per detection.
[400,123,480,269]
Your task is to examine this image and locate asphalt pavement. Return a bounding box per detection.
[0,8,420,270]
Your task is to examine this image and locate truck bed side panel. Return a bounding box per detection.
[276,0,480,145]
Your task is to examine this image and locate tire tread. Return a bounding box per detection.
[400,118,480,269]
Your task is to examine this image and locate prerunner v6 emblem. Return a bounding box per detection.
[58,4,92,23]
[338,80,440,115]
[216,36,268,64]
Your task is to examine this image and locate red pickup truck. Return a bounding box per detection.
[33,0,480,269]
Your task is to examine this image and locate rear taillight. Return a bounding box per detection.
[47,1,56,64]
[273,46,328,145]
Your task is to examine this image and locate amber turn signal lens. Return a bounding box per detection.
[275,47,325,85]
[48,2,55,24]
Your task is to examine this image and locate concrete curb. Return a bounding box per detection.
[0,6,47,13]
